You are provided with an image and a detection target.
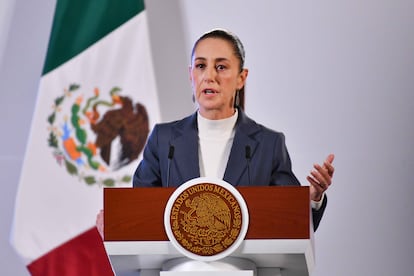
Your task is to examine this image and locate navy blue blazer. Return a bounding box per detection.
[133,108,326,230]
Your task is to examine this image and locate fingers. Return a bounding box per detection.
[324,161,335,177]
[311,164,332,188]
[324,154,335,177]
[308,154,335,190]
[307,176,324,201]
[307,175,324,191]
[308,154,335,201]
[325,153,335,164]
[308,166,329,202]
[96,209,103,223]
[96,210,104,240]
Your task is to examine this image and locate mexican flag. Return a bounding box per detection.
[11,0,160,275]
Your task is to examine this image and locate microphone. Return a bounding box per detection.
[166,145,175,187]
[245,145,251,186]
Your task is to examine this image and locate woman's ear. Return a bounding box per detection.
[237,68,249,90]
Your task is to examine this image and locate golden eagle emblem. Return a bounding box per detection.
[170,183,243,256]
[183,192,231,246]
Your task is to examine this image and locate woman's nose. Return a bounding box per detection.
[203,67,216,82]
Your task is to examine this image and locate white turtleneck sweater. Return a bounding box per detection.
[197,109,238,179]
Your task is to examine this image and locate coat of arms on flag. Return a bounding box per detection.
[47,84,149,186]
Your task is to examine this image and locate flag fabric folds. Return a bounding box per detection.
[27,228,114,276]
[11,0,160,274]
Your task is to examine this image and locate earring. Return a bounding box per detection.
[234,90,240,108]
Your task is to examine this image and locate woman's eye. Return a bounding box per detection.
[216,65,226,70]
[195,64,205,69]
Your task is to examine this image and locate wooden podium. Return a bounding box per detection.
[104,186,314,276]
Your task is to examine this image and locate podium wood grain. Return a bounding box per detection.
[104,186,310,241]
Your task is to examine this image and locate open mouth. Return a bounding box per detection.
[203,89,217,94]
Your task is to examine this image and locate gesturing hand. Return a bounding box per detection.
[307,154,335,201]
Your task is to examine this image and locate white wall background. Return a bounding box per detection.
[1,0,413,275]
[178,1,414,275]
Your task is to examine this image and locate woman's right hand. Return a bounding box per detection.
[96,209,104,239]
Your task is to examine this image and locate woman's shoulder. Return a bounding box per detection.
[152,112,197,135]
[239,110,285,138]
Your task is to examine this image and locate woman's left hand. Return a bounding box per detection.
[307,154,335,201]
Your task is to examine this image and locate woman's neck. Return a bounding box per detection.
[198,107,236,120]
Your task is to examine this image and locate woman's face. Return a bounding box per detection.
[190,37,248,120]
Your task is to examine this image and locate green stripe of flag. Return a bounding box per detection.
[43,0,145,75]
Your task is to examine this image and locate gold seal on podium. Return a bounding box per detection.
[164,177,249,261]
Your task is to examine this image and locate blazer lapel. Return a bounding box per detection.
[169,112,200,185]
[168,109,261,187]
[224,110,260,186]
